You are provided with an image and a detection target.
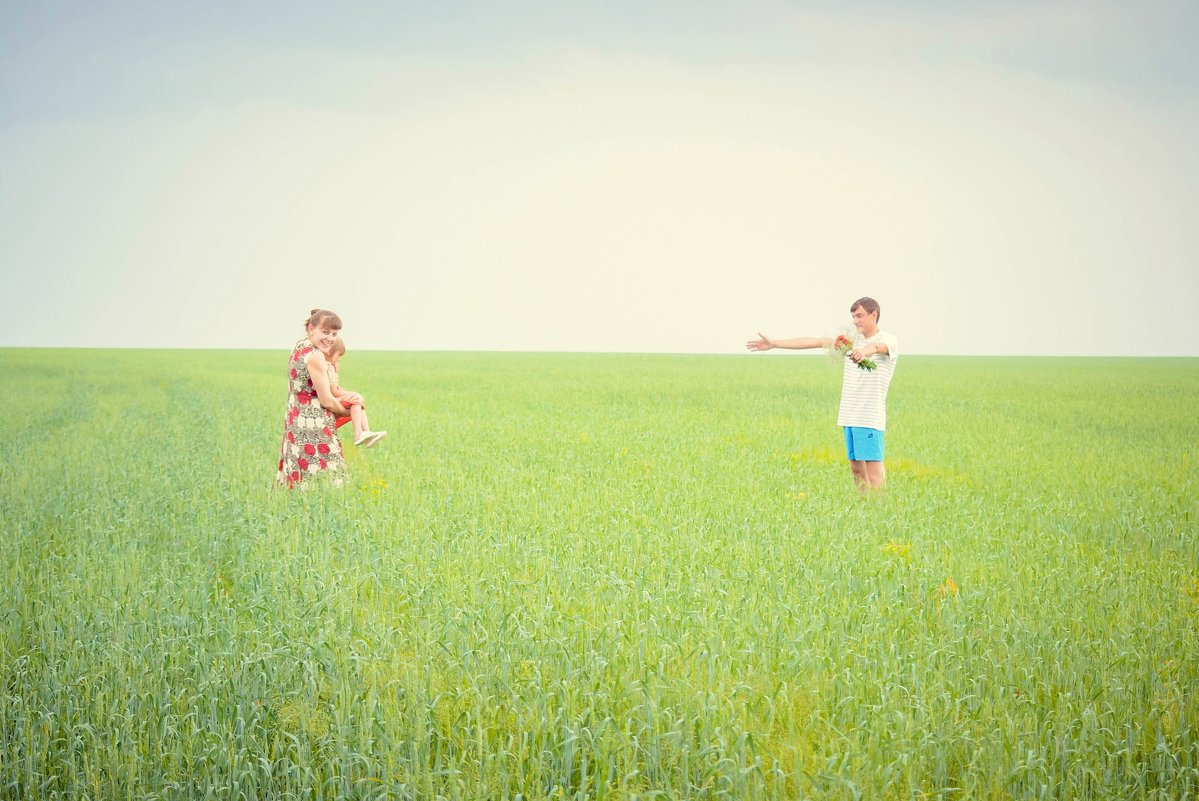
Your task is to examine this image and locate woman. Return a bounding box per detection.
[277,308,351,488]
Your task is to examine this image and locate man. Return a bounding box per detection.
[746,297,898,492]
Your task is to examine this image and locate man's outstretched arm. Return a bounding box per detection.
[746,332,831,351]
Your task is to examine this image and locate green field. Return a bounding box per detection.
[3,349,1197,800]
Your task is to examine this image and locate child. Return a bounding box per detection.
[325,337,387,448]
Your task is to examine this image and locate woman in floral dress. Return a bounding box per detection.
[277,309,350,488]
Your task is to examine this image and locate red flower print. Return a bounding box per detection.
[297,391,312,405]
[322,426,332,437]
[319,459,327,469]
[317,443,330,454]
[287,431,295,443]
[299,347,312,358]
[307,378,313,387]
[290,471,300,484]
[297,457,308,471]
[303,444,316,456]
[277,459,284,471]
[290,368,298,380]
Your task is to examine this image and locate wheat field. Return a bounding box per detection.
[2,349,1197,799]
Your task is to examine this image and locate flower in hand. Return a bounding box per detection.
[831,334,876,370]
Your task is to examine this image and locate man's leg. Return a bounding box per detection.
[845,427,886,493]
[846,428,868,491]
[862,460,886,490]
[849,460,870,491]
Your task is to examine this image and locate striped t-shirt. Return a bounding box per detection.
[836,330,898,430]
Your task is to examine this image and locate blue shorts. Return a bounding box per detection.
[844,427,884,462]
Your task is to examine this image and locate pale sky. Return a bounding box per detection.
[2,1,1197,356]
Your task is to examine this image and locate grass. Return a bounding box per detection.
[2,349,1197,799]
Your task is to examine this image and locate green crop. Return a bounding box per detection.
[2,349,1196,799]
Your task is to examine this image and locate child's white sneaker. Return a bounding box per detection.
[362,431,387,448]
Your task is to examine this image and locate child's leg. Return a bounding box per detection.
[350,405,368,441]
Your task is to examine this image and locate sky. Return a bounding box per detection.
[2,1,1197,356]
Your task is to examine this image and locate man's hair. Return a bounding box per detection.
[850,297,880,322]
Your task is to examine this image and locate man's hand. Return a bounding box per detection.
[746,332,774,352]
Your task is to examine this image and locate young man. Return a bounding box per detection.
[746,297,898,492]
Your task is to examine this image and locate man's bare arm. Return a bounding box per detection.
[746,332,831,352]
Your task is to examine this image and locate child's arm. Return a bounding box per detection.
[329,364,363,407]
[306,351,348,415]
[327,366,348,398]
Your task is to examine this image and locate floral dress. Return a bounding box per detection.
[277,339,347,488]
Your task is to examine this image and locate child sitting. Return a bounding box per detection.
[324,337,387,448]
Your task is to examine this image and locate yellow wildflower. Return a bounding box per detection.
[882,542,912,562]
[934,577,959,607]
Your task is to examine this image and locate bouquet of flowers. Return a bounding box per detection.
[829,331,876,371]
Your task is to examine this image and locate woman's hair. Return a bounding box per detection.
[329,337,346,358]
[304,308,342,331]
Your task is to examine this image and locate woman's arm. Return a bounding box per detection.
[306,351,349,415]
